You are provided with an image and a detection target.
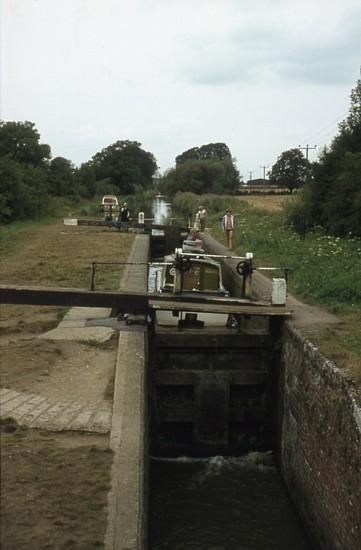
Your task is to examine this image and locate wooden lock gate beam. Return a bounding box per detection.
[0,284,291,317]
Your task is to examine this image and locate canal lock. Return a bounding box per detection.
[146,228,311,549]
[149,326,279,458]
[147,226,283,459]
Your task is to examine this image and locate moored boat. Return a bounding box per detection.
[154,245,230,328]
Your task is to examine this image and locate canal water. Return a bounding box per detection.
[149,453,312,550]
[149,198,312,549]
[153,195,171,226]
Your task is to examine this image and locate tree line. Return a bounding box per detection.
[1,75,359,236]
[0,124,157,223]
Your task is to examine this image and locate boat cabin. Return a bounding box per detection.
[156,255,228,297]
[101,195,119,220]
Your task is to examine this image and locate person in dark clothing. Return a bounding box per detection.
[120,202,130,231]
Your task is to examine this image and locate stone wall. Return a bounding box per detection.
[280,322,361,550]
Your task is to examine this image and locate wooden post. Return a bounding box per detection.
[243,271,253,299]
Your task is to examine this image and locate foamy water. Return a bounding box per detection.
[149,451,311,549]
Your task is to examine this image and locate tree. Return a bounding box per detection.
[163,142,239,196]
[91,140,157,194]
[0,121,51,166]
[322,152,361,235]
[335,77,361,151]
[74,162,97,198]
[269,148,310,193]
[309,77,361,235]
[176,142,232,166]
[0,157,50,222]
[48,156,75,196]
[286,76,361,236]
[0,121,52,222]
[160,157,240,196]
[0,157,25,222]
[21,165,51,218]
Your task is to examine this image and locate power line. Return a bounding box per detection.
[298,144,317,161]
[299,112,348,146]
[314,129,340,145]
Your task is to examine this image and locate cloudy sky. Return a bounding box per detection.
[1,0,360,179]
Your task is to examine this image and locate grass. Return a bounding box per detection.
[0,220,134,291]
[0,197,105,256]
[208,198,361,375]
[212,204,361,309]
[0,219,50,255]
[236,194,290,212]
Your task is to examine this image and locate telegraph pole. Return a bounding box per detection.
[248,171,253,181]
[259,165,269,182]
[298,144,316,161]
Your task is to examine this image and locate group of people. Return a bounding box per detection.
[112,200,234,249]
[108,202,131,231]
[191,204,234,249]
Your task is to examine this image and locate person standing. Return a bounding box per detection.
[120,202,130,231]
[196,205,207,232]
[222,208,234,249]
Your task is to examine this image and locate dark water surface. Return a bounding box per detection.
[149,453,312,550]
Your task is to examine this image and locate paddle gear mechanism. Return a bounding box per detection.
[175,256,192,272]
[236,260,253,277]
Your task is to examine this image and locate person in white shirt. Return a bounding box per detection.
[195,205,207,232]
[222,208,234,249]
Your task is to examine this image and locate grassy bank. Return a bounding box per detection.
[173,192,361,311]
[173,192,361,376]
[217,198,361,376]
[216,206,361,310]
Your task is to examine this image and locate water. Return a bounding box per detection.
[149,453,312,550]
[149,196,172,288]
[153,196,172,230]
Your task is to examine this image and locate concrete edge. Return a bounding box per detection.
[105,331,147,550]
[106,234,150,550]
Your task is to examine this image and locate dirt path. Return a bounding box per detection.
[0,219,133,549]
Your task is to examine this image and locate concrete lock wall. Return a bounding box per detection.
[280,323,361,550]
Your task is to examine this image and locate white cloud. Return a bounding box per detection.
[1,0,360,174]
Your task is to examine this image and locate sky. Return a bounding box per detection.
[1,0,360,180]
